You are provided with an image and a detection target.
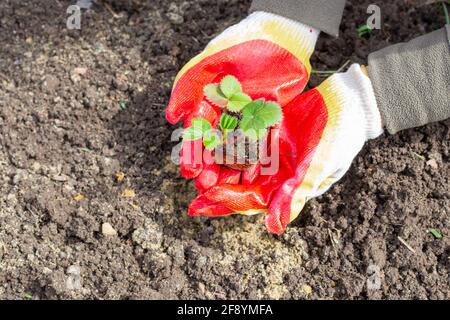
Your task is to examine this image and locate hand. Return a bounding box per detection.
[166,11,319,178]
[188,65,384,234]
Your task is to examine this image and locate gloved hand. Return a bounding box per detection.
[166,11,320,178]
[188,64,384,234]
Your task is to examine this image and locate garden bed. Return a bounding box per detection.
[0,0,448,299]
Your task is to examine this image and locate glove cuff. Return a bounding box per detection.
[319,64,384,140]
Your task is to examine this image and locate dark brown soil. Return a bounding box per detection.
[216,131,262,170]
[0,0,448,300]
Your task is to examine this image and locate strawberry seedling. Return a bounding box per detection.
[357,24,373,37]
[183,75,283,169]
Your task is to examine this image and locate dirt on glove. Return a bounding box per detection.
[0,0,448,299]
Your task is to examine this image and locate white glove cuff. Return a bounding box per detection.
[329,64,384,140]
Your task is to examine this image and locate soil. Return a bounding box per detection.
[0,0,448,300]
[217,131,262,170]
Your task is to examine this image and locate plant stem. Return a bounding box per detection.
[443,2,450,25]
[311,60,351,77]
[336,60,351,73]
[311,70,338,75]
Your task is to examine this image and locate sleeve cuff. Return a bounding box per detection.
[368,27,450,134]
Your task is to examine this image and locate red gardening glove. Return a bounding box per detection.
[187,89,328,233]
[188,65,384,235]
[166,12,319,179]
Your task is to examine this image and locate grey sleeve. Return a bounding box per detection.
[368,26,450,134]
[250,0,346,37]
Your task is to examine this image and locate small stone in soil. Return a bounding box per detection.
[102,223,117,236]
[302,284,313,295]
[426,159,438,169]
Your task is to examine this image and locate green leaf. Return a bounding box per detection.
[193,118,212,131]
[183,126,203,141]
[227,92,252,112]
[119,100,128,110]
[240,99,273,133]
[220,75,242,99]
[412,152,426,161]
[183,118,212,141]
[220,114,238,131]
[241,99,283,132]
[258,101,283,127]
[429,229,443,240]
[204,84,228,107]
[203,130,222,150]
[24,293,33,300]
[357,24,373,37]
[241,99,267,129]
